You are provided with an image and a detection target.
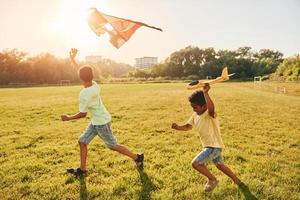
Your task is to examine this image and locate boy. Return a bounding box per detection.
[61,48,144,176]
[171,83,241,192]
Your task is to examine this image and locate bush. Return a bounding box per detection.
[186,75,200,80]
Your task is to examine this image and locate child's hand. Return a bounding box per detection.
[69,48,78,60]
[203,83,210,93]
[61,114,70,121]
[171,123,179,129]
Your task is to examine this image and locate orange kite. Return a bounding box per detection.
[88,8,163,48]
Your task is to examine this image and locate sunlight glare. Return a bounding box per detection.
[52,0,112,44]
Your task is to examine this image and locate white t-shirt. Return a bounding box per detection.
[79,81,111,125]
[187,111,225,148]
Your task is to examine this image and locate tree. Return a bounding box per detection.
[275,55,300,81]
[254,49,283,62]
[0,49,27,84]
[236,46,253,59]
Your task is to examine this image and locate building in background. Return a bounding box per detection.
[135,57,158,68]
[85,56,102,63]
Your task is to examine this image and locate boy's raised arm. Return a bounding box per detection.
[69,48,80,70]
[203,83,215,117]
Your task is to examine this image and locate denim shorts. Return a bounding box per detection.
[192,147,224,165]
[78,122,118,149]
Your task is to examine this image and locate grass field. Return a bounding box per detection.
[0,82,299,200]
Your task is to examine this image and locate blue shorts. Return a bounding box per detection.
[192,147,224,165]
[78,122,118,149]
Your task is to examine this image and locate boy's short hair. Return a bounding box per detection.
[189,91,206,106]
[78,65,93,82]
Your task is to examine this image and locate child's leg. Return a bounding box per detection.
[77,123,97,171]
[111,144,138,160]
[96,123,139,160]
[192,162,217,181]
[192,148,218,181]
[215,164,241,184]
[79,142,88,171]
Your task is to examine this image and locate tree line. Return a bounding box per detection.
[129,46,286,80]
[0,49,132,85]
[0,47,299,85]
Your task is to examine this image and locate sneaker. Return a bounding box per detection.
[204,179,219,192]
[66,167,87,177]
[135,154,144,170]
[238,182,250,192]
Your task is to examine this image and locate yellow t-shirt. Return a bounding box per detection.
[187,111,225,148]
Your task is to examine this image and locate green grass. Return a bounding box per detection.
[0,83,299,200]
[236,81,300,96]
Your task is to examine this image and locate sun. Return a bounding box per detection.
[52,0,112,42]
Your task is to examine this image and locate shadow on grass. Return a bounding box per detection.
[65,172,88,199]
[239,182,258,200]
[78,176,88,200]
[138,170,156,200]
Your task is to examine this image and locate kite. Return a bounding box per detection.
[187,67,235,90]
[87,8,162,48]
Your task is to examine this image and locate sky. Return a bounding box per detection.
[0,0,299,65]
